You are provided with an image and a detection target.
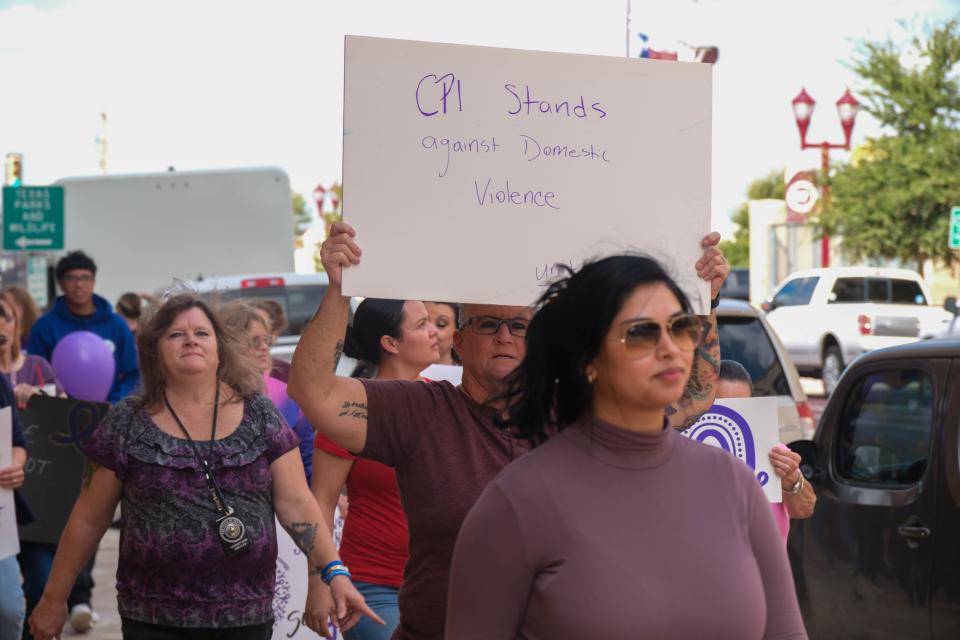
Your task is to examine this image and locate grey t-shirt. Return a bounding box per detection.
[446,416,808,639]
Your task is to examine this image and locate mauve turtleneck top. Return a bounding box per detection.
[446,416,808,640]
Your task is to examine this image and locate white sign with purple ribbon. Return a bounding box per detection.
[342,36,713,312]
[681,397,782,502]
[0,407,19,560]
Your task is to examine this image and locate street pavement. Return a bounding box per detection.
[63,526,121,639]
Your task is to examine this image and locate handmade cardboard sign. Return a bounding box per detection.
[17,397,109,545]
[342,36,713,312]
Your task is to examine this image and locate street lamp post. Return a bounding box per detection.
[791,87,859,267]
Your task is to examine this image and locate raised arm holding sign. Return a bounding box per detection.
[289,217,728,640]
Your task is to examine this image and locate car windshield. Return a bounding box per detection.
[717,315,791,396]
[198,284,328,335]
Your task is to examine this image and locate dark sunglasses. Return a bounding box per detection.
[614,313,703,358]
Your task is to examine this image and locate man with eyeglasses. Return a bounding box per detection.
[27,251,140,404]
[290,221,727,640]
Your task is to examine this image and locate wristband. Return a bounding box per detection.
[710,295,720,310]
[319,560,342,576]
[323,567,352,585]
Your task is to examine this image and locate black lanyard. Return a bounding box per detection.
[164,386,232,516]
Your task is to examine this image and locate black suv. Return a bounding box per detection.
[789,339,960,639]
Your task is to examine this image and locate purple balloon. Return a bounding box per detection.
[51,331,115,402]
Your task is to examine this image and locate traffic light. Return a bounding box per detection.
[4,153,23,187]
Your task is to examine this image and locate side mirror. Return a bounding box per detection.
[945,296,957,315]
[761,299,774,312]
[788,439,825,483]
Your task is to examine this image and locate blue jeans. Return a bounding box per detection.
[343,582,399,640]
[0,555,25,640]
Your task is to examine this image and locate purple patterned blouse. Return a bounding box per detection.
[83,393,300,628]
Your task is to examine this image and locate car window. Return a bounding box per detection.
[772,276,819,308]
[285,285,328,334]
[890,279,927,305]
[198,288,242,305]
[717,316,791,397]
[829,277,865,303]
[866,278,889,303]
[834,369,934,486]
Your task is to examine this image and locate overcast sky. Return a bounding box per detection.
[1,0,956,235]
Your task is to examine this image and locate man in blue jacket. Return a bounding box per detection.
[24,251,139,633]
[27,251,139,404]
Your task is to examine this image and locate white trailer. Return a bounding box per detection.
[53,167,296,304]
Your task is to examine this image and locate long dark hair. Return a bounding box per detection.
[344,298,406,366]
[499,255,693,443]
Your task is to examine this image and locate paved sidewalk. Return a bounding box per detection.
[61,527,121,639]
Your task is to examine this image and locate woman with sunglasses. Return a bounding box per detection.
[220,302,316,483]
[446,255,806,639]
[290,222,729,640]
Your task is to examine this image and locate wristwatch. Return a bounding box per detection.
[784,474,805,495]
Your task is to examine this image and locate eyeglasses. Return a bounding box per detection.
[614,313,703,358]
[61,274,94,284]
[463,316,529,337]
[248,335,275,350]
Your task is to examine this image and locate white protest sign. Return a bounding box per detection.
[342,36,713,313]
[0,407,19,560]
[272,509,345,639]
[681,398,782,502]
[420,363,463,385]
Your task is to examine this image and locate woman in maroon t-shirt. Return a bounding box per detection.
[305,298,439,639]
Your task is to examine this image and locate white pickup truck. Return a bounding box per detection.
[761,267,951,395]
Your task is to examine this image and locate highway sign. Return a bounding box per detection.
[2,185,64,251]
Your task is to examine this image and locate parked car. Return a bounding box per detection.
[715,299,815,441]
[941,296,959,337]
[788,338,960,639]
[761,267,951,395]
[719,267,750,301]
[187,272,330,335]
[185,272,359,375]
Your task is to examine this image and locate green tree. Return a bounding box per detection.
[823,19,960,274]
[292,191,311,235]
[720,169,785,267]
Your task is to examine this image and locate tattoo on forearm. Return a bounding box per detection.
[338,400,368,420]
[332,339,343,373]
[309,564,323,576]
[289,522,318,558]
[669,317,720,430]
[82,460,100,491]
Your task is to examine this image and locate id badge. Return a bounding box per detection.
[214,507,252,556]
